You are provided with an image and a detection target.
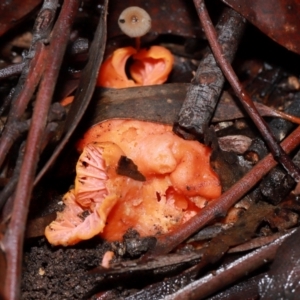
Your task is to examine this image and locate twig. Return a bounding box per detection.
[0,143,25,211]
[0,44,46,168]
[0,0,59,170]
[0,37,88,83]
[35,0,109,185]
[175,7,245,139]
[0,63,24,81]
[151,124,300,255]
[193,0,300,181]
[228,231,286,253]
[0,104,64,210]
[3,0,79,298]
[0,88,15,118]
[9,0,59,104]
[168,229,296,300]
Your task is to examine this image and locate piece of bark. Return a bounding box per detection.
[175,7,245,139]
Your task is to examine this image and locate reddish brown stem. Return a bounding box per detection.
[0,143,25,211]
[0,104,64,210]
[8,42,46,121]
[152,125,300,255]
[274,109,300,125]
[3,0,80,298]
[193,0,300,182]
[0,0,60,170]
[0,43,46,168]
[8,0,59,109]
[35,0,109,185]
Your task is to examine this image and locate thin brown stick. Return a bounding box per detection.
[0,0,60,170]
[0,63,24,80]
[0,104,64,209]
[0,143,25,211]
[9,0,59,105]
[0,43,46,168]
[228,231,286,253]
[151,124,300,255]
[274,109,300,125]
[169,229,296,300]
[35,0,109,185]
[3,0,80,298]
[193,0,300,182]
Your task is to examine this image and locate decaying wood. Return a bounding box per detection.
[123,229,295,299]
[175,7,245,139]
[74,84,300,131]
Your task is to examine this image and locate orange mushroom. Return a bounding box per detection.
[130,46,174,85]
[45,120,221,245]
[45,141,126,246]
[96,45,174,88]
[97,6,173,88]
[97,46,138,88]
[59,95,74,106]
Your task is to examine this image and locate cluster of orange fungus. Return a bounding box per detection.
[45,120,221,245]
[96,46,174,88]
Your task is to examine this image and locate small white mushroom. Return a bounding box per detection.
[118,6,151,38]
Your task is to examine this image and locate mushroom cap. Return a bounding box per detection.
[118,6,151,38]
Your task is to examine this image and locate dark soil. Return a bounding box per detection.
[21,237,110,300]
[21,180,113,300]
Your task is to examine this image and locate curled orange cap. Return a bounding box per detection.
[97,46,174,88]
